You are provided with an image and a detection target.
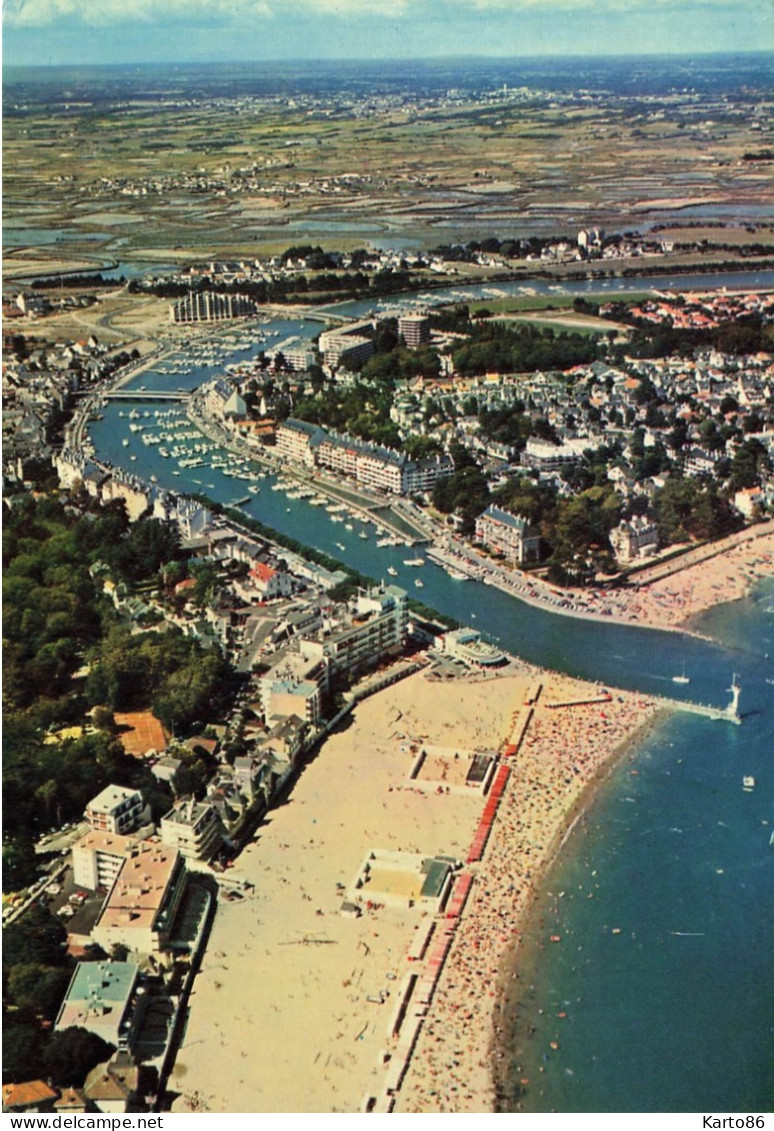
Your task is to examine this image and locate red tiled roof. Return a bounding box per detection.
[2,1081,58,1109]
[250,562,276,582]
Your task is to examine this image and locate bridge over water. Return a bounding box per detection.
[78,389,191,402]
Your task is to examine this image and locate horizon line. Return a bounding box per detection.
[4,47,774,73]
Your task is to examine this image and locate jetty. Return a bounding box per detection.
[655,674,742,725]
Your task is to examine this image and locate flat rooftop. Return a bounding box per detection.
[96,842,181,932]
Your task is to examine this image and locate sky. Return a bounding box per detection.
[2,0,773,68]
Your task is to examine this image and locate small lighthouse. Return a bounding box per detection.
[726,674,741,723]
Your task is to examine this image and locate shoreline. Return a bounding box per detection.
[163,556,767,1114]
[487,709,667,1112]
[68,314,773,642]
[166,662,669,1113]
[392,680,663,1113]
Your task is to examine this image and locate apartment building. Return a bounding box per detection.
[317,319,376,368]
[160,798,225,862]
[398,312,431,348]
[258,651,329,727]
[85,785,149,837]
[91,841,187,958]
[276,418,453,496]
[300,584,408,680]
[72,830,149,892]
[170,291,256,323]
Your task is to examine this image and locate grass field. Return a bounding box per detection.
[4,76,773,267]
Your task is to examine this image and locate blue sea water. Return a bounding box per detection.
[497,580,774,1113]
[87,320,774,1114]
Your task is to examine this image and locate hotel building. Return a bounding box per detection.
[474,505,541,564]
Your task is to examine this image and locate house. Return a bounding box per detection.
[2,1081,58,1113]
[53,1088,89,1114]
[83,1052,139,1114]
[733,485,764,518]
[249,560,294,600]
[150,755,185,790]
[609,516,659,564]
[232,754,273,804]
[258,714,309,772]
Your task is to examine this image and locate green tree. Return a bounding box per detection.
[43,1028,115,1088]
[6,962,72,1021]
[2,906,68,972]
[2,1022,45,1082]
[729,438,770,491]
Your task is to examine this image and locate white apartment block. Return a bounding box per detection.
[521,438,586,472]
[300,584,408,680]
[275,419,453,496]
[85,785,149,837]
[91,841,187,958]
[274,418,325,467]
[398,312,431,348]
[72,830,150,892]
[160,799,225,861]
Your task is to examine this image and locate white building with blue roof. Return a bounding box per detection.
[55,961,144,1051]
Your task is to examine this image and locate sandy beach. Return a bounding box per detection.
[393,677,660,1113]
[169,663,661,1113]
[592,525,774,632]
[502,525,774,635]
